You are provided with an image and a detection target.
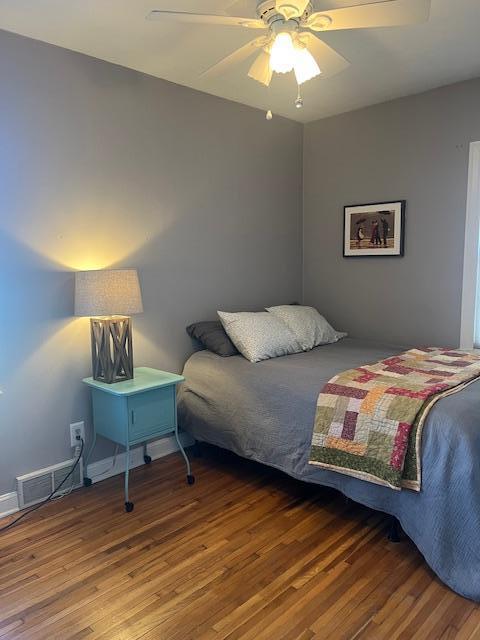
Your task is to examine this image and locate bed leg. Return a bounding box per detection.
[387,516,401,543]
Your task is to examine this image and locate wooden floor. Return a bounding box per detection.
[0,446,479,640]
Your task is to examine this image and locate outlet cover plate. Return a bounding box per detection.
[70,421,85,448]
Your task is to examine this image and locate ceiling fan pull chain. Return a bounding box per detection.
[265,73,274,120]
[295,84,303,109]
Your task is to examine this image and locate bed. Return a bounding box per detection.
[177,337,480,601]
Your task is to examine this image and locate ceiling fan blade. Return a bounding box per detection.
[275,1,310,20]
[248,51,273,86]
[200,37,269,78]
[146,10,265,29]
[305,0,431,32]
[298,33,350,78]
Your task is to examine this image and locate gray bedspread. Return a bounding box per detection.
[178,338,480,601]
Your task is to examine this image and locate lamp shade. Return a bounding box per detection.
[74,269,143,317]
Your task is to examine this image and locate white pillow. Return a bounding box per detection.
[217,310,302,363]
[265,305,347,351]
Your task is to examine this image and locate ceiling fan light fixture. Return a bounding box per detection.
[293,45,321,84]
[269,32,295,74]
[248,50,273,86]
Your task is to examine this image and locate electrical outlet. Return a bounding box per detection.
[70,421,85,448]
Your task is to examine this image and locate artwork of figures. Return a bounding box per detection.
[343,201,405,257]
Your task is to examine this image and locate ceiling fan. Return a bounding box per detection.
[147,0,431,110]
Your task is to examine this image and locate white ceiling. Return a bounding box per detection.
[0,0,480,123]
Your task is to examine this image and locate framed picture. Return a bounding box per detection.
[343,200,406,257]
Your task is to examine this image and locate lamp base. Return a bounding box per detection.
[90,316,134,384]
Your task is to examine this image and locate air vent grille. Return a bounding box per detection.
[21,474,52,506]
[53,464,81,489]
[16,457,83,508]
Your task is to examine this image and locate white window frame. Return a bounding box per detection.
[460,141,480,350]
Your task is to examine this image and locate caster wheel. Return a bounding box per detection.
[125,502,134,513]
[83,477,92,487]
[144,455,152,464]
[187,474,195,485]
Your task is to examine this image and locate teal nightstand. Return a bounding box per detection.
[82,367,193,512]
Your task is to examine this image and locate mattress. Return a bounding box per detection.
[178,338,480,600]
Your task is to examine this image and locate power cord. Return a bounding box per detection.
[51,439,85,501]
[0,437,85,533]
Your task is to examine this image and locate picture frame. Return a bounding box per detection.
[343,200,406,257]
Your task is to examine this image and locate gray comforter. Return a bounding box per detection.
[178,338,480,601]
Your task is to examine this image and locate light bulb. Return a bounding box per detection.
[270,32,295,74]
[266,110,273,120]
[293,46,321,85]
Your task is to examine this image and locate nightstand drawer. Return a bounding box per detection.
[128,387,175,441]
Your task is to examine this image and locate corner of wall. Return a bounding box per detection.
[301,121,306,305]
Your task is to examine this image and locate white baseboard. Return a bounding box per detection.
[0,432,194,520]
[0,492,19,519]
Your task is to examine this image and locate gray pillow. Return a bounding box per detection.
[266,305,347,351]
[186,321,239,357]
[217,310,302,363]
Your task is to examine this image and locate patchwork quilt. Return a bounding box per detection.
[309,348,480,490]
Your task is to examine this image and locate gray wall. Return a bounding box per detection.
[2,27,479,496]
[303,78,480,348]
[0,30,303,494]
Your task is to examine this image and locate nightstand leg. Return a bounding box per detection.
[124,441,134,512]
[174,426,194,484]
[143,442,152,465]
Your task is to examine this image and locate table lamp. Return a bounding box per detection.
[75,269,143,384]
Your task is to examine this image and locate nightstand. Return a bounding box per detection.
[82,367,193,512]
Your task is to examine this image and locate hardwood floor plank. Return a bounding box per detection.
[0,446,476,640]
